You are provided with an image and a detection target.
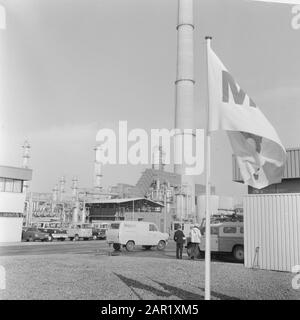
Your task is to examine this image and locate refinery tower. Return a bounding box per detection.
[174,0,196,219]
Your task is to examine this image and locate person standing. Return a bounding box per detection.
[189,224,202,260]
[173,225,185,259]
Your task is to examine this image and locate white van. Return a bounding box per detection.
[106,221,169,251]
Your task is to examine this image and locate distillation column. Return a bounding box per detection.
[94,146,103,193]
[174,0,195,220]
[22,141,31,225]
[71,177,79,224]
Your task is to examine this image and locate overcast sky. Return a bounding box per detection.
[0,0,299,197]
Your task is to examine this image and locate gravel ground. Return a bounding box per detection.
[0,252,299,300]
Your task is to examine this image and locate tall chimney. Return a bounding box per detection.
[174,0,195,219]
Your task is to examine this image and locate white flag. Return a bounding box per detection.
[207,45,286,189]
[0,4,6,30]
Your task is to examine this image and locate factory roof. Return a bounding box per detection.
[0,165,32,181]
[85,197,164,207]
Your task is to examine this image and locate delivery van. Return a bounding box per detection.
[106,221,169,252]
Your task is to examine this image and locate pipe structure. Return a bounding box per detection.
[22,140,30,196]
[94,146,103,191]
[52,185,59,202]
[174,0,195,219]
[59,176,66,202]
[72,201,80,225]
[71,176,79,202]
[22,141,31,225]
[152,145,165,171]
[22,140,30,169]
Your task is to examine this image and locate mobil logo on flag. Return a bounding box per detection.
[222,70,257,108]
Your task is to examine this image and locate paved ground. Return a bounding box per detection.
[0,240,299,300]
[0,240,239,262]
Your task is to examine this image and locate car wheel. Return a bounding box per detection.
[113,243,121,251]
[69,237,74,241]
[233,245,244,262]
[48,235,53,242]
[125,241,135,252]
[157,240,166,251]
[74,234,79,241]
[93,235,98,240]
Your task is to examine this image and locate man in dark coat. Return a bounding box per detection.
[173,225,185,259]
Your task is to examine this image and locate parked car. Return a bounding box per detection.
[92,228,107,240]
[185,221,244,262]
[22,227,49,242]
[67,223,93,241]
[39,228,68,241]
[107,221,169,251]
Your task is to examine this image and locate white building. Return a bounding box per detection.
[0,165,32,242]
[233,148,300,272]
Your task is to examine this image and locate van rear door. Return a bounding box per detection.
[148,223,160,245]
[106,222,120,243]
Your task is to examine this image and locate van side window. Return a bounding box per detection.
[223,227,237,234]
[240,227,244,234]
[149,224,158,232]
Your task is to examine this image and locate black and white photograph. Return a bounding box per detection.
[0,0,300,307]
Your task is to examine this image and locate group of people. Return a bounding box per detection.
[173,224,202,260]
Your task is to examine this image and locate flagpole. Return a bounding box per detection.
[204,36,212,301]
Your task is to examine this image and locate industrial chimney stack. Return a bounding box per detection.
[174,0,196,219]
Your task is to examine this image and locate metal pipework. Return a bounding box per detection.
[59,176,66,201]
[71,176,79,201]
[94,146,103,191]
[22,140,31,169]
[22,140,31,195]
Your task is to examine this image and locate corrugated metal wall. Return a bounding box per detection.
[233,148,300,182]
[244,193,300,272]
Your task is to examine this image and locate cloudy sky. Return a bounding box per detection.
[0,0,299,197]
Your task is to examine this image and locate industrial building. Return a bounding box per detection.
[0,165,32,242]
[86,198,165,229]
[233,148,300,272]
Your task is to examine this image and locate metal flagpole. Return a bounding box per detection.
[204,36,212,300]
